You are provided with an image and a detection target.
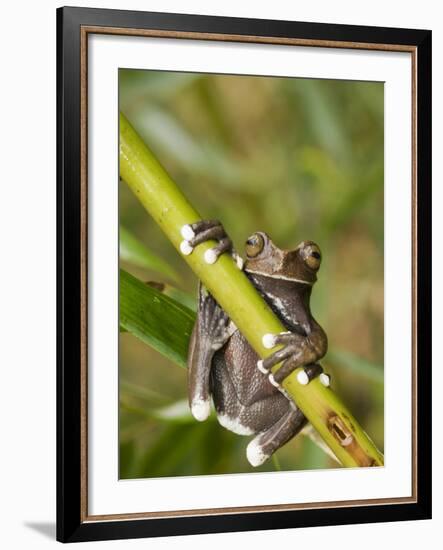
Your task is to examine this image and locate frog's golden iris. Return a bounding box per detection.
[245,233,265,258]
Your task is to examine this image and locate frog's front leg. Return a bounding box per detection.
[257,323,330,387]
[180,220,243,268]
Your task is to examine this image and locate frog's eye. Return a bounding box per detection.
[303,244,322,271]
[245,233,265,258]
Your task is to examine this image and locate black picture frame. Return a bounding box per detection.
[57,5,432,543]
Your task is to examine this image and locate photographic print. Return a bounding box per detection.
[118,70,385,479]
[57,7,431,541]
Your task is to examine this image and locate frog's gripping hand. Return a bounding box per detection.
[258,322,329,386]
[187,283,233,422]
[180,220,244,269]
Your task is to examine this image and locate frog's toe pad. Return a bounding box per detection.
[320,373,331,387]
[246,438,269,467]
[191,399,211,422]
[181,224,195,240]
[180,240,194,256]
[262,333,277,349]
[297,370,310,385]
[204,249,218,264]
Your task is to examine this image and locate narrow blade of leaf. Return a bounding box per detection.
[120,225,180,282]
[119,269,195,368]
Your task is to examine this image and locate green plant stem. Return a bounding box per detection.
[119,112,384,468]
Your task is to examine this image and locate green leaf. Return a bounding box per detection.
[120,225,179,282]
[119,269,195,368]
[161,285,197,311]
[119,283,196,333]
[144,281,197,311]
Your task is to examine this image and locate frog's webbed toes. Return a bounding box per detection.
[296,368,331,387]
[261,331,302,350]
[293,364,324,385]
[180,220,242,267]
[256,330,329,386]
[181,221,214,254]
[258,332,304,371]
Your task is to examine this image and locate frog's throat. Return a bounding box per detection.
[244,268,314,285]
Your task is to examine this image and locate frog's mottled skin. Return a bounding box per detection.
[184,222,328,467]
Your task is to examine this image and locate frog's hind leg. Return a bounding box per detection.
[188,282,235,422]
[246,407,307,467]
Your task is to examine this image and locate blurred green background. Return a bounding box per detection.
[119,69,384,479]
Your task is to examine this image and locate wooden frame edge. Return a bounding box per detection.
[79,25,419,523]
[55,9,430,540]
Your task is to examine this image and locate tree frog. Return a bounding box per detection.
[180,220,329,467]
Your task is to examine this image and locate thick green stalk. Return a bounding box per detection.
[119,112,384,468]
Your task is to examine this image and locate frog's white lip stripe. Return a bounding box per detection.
[245,268,313,285]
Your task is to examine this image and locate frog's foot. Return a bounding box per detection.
[180,220,242,267]
[246,407,306,467]
[257,331,329,386]
[297,366,331,388]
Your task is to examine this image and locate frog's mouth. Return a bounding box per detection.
[245,266,314,285]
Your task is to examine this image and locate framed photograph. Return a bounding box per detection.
[57,6,432,543]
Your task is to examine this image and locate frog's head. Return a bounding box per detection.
[243,232,321,284]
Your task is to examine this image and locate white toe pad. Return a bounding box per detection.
[180,240,193,255]
[297,370,309,385]
[262,333,277,349]
[246,439,268,467]
[180,224,195,240]
[191,399,210,422]
[204,249,218,264]
[320,373,331,387]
